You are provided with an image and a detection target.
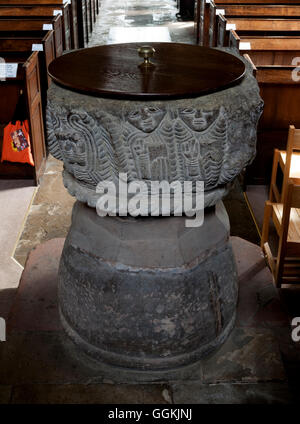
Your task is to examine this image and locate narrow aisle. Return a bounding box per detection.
[88,0,194,46]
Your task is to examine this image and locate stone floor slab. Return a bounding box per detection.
[231,236,265,283]
[202,327,286,384]
[10,383,172,404]
[13,157,74,267]
[0,180,36,318]
[172,381,293,404]
[8,239,64,332]
[0,329,203,386]
[236,267,289,328]
[0,331,100,385]
[1,235,291,393]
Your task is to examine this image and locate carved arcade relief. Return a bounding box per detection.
[124,106,171,182]
[175,107,227,188]
[46,101,260,202]
[119,105,231,189]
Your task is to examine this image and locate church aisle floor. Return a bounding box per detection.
[87,0,194,46]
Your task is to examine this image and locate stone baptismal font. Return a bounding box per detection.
[46,43,263,371]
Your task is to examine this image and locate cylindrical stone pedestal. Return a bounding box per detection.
[59,201,238,370]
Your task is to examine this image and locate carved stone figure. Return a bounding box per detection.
[127,106,166,133]
[178,108,218,132]
[175,107,227,188]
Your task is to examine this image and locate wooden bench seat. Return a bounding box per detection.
[0,30,56,91]
[207,1,300,46]
[3,3,77,49]
[0,0,79,48]
[0,16,64,57]
[218,15,300,47]
[0,51,46,183]
[194,0,208,45]
[278,151,300,180]
[272,202,300,253]
[230,31,300,64]
[0,0,99,47]
[262,180,300,286]
[243,56,300,185]
[214,0,300,4]
[0,4,72,50]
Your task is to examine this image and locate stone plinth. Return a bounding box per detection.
[59,201,237,370]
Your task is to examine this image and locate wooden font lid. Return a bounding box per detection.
[48,43,246,100]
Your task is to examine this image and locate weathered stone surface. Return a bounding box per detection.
[13,156,75,268]
[231,236,265,283]
[0,328,202,385]
[59,201,238,370]
[231,237,289,328]
[1,236,292,393]
[238,272,289,328]
[202,327,286,383]
[11,383,171,404]
[8,239,64,332]
[172,382,293,404]
[0,331,101,385]
[46,49,263,210]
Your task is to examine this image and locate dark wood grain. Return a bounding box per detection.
[48,43,246,99]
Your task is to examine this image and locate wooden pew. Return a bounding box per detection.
[76,0,93,46]
[242,55,300,185]
[233,46,300,185]
[195,0,209,45]
[0,4,71,51]
[70,0,79,49]
[193,1,300,184]
[213,4,300,17]
[0,30,56,91]
[0,0,80,49]
[91,0,96,25]
[76,0,87,47]
[0,0,100,54]
[218,16,300,47]
[86,0,94,36]
[229,30,300,64]
[208,1,300,46]
[216,0,300,3]
[0,51,46,183]
[0,16,64,57]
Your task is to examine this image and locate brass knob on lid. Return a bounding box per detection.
[138,46,155,68]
